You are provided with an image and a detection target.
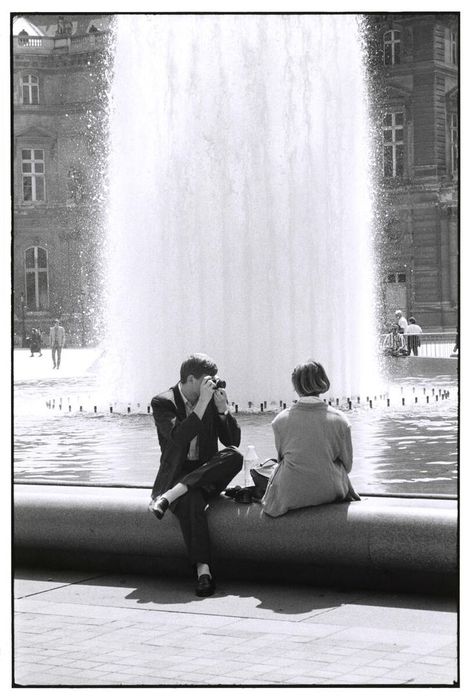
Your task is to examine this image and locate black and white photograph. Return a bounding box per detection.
[9,3,463,689]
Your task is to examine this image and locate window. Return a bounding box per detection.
[22,149,45,202]
[383,30,401,66]
[18,29,29,46]
[449,113,458,175]
[383,112,404,178]
[25,246,49,311]
[21,74,39,105]
[450,31,457,65]
[67,166,85,203]
[386,272,406,284]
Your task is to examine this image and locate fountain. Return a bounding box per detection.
[102,14,378,407]
[13,14,458,497]
[14,14,457,593]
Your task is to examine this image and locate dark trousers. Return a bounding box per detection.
[407,336,420,356]
[52,344,62,366]
[171,446,243,565]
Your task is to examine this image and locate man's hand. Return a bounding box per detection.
[213,387,228,414]
[194,376,219,420]
[199,376,216,406]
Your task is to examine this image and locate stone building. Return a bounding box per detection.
[12,13,112,346]
[366,12,459,331]
[12,13,459,346]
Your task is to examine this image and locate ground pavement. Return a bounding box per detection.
[14,568,457,687]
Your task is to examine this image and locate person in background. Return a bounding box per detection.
[29,328,43,357]
[383,325,407,357]
[149,353,243,597]
[254,360,360,518]
[452,327,459,355]
[395,309,408,334]
[405,317,423,356]
[49,319,66,369]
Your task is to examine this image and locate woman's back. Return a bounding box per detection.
[262,398,353,517]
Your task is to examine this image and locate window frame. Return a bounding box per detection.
[450,31,457,65]
[21,148,46,203]
[449,111,458,176]
[24,246,49,311]
[383,111,405,179]
[386,272,407,284]
[21,74,40,105]
[383,29,401,66]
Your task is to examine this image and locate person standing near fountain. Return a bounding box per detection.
[395,310,408,334]
[49,319,65,369]
[148,353,243,597]
[405,317,423,356]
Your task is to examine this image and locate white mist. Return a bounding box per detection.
[103,14,378,406]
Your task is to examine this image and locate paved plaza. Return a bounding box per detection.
[14,568,457,687]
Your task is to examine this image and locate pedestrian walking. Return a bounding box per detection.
[29,328,43,357]
[49,319,66,369]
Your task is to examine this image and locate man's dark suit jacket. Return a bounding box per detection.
[151,383,241,498]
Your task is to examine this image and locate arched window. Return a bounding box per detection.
[383,30,401,66]
[21,74,39,105]
[24,246,49,311]
[18,29,29,46]
[21,148,45,202]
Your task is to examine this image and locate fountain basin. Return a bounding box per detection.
[14,484,457,594]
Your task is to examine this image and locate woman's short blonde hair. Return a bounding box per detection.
[291,360,330,396]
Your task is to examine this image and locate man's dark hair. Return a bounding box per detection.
[180,353,218,383]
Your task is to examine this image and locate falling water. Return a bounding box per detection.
[103,14,378,406]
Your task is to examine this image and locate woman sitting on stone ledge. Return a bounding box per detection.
[252,359,360,517]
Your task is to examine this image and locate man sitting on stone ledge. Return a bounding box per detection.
[149,353,243,597]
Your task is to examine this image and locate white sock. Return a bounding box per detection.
[161,482,188,504]
[197,562,211,578]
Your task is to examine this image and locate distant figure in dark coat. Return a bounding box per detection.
[29,328,42,357]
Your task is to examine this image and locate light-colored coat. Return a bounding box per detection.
[261,397,356,517]
[49,325,65,347]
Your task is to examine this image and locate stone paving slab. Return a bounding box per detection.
[13,569,458,687]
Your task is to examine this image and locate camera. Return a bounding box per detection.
[211,377,226,390]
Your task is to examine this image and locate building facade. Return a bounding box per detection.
[12,13,112,346]
[366,12,459,331]
[12,13,459,346]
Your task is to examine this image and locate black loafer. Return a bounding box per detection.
[195,574,216,597]
[224,486,242,499]
[149,496,169,520]
[234,488,253,504]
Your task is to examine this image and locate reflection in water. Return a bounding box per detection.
[14,372,458,496]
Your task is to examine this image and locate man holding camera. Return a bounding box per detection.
[149,353,243,597]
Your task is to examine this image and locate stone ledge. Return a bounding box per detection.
[14,484,458,594]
